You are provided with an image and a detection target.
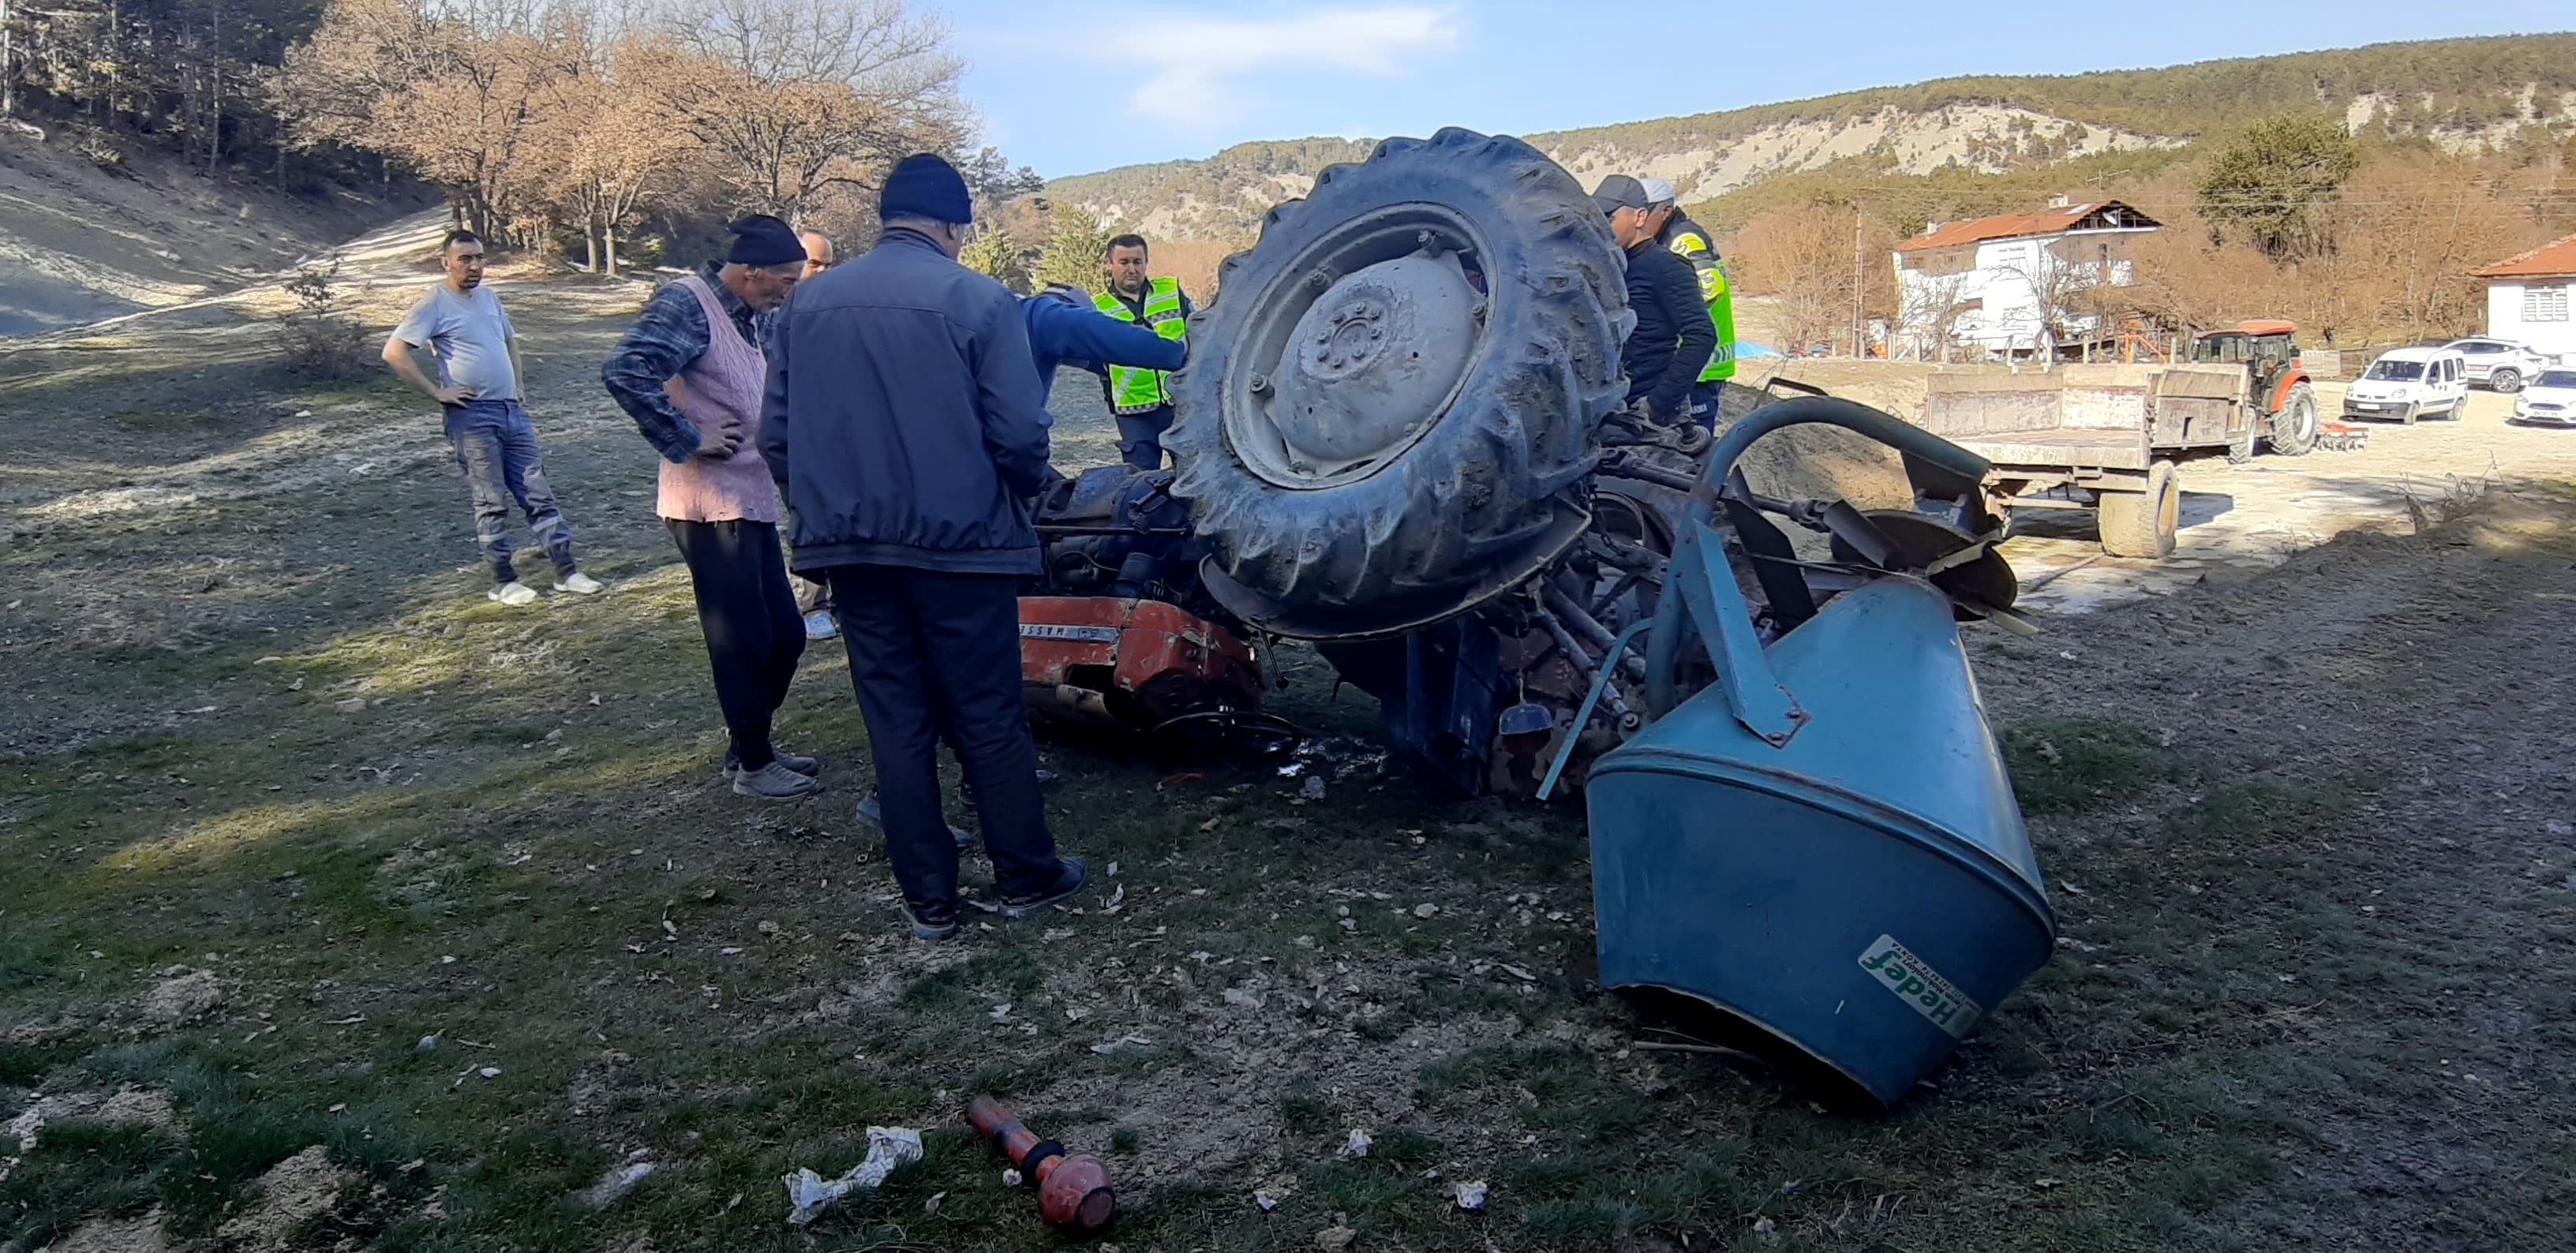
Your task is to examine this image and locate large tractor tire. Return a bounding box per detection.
[1163,128,1633,641]
[2267,382,2321,455]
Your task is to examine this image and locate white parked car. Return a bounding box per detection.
[2510,368,2576,428]
[2343,346,2470,425]
[2443,338,2551,394]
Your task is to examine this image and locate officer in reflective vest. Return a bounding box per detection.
[1642,178,1738,428]
[1092,233,1195,469]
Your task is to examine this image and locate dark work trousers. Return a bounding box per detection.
[826,563,1058,908]
[444,400,575,582]
[1687,380,1725,430]
[1114,404,1176,470]
[668,518,804,770]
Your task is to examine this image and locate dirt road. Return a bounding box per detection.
[1751,358,2576,615]
[2008,383,2574,612]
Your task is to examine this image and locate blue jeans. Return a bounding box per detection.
[444,399,575,583]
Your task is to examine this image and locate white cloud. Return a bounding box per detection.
[1107,6,1466,129]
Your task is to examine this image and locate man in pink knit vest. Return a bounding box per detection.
[601,215,820,800]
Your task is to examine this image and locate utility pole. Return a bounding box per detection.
[1851,191,1866,358]
[2,0,15,120]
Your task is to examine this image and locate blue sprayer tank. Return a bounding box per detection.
[1563,398,2056,1105]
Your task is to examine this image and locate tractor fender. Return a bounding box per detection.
[2266,367,2309,415]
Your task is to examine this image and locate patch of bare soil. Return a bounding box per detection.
[4,1087,178,1152]
[34,1209,170,1253]
[212,1145,353,1251]
[1977,493,2576,1248]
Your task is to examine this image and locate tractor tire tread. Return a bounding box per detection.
[1165,129,1631,631]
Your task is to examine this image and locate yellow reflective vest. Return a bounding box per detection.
[1094,279,1189,413]
[1663,219,1737,383]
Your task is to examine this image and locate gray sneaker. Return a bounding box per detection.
[722,749,818,779]
[733,761,822,800]
[856,791,974,848]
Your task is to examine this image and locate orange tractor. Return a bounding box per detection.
[2187,319,2365,458]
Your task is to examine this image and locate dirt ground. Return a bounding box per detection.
[1750,356,2576,615]
[4,229,2575,1252]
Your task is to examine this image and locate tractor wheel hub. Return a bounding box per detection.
[1266,254,1478,473]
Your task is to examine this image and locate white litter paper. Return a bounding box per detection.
[782,1126,923,1225]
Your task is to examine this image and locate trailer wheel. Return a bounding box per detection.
[2097,460,2178,559]
[2225,419,2256,465]
[2267,382,2320,456]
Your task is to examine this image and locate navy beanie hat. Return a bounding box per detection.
[725,215,803,267]
[878,153,973,225]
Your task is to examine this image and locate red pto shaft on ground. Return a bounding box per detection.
[967,1096,1116,1232]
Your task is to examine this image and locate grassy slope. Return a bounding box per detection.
[4,271,2576,1251]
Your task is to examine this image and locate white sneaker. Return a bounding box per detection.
[487,582,538,607]
[556,572,606,595]
[803,611,838,641]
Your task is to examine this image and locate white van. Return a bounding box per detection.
[2342,346,2469,425]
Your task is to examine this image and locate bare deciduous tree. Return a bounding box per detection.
[1738,205,1894,355]
[651,0,962,220]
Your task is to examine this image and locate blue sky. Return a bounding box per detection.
[945,2,2575,178]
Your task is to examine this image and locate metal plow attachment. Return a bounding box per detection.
[2316,419,2372,453]
[1548,397,2057,1105]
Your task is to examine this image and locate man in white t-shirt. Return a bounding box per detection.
[383,229,602,606]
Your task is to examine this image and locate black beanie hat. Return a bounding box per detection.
[878,153,973,225]
[726,215,804,267]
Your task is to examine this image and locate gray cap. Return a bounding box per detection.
[1638,177,1677,207]
[1592,174,1649,215]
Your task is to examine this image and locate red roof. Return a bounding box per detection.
[2473,234,2576,279]
[1894,201,2157,254]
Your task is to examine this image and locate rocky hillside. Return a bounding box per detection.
[1047,32,2576,240]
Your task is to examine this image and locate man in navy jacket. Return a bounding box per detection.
[1024,282,1186,397]
[760,153,1087,940]
[845,281,1189,840]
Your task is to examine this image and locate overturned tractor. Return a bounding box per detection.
[1023,129,2016,799]
[1025,130,2057,1102]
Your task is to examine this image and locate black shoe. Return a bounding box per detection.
[723,748,819,778]
[901,898,960,941]
[998,856,1087,920]
[959,769,1062,809]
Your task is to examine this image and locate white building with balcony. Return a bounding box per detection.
[1892,198,2161,357]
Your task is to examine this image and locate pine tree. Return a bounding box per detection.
[2195,114,2361,259]
[1030,207,1109,293]
[959,223,1029,292]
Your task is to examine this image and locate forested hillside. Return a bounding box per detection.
[1046,33,2576,240]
